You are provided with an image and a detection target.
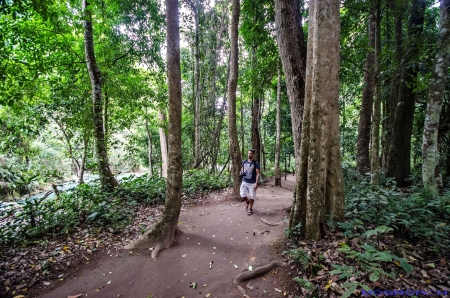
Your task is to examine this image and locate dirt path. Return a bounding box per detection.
[37,176,296,298]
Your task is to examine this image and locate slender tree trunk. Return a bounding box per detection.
[356,14,375,175]
[387,0,426,186]
[103,73,109,139]
[159,110,168,178]
[422,0,450,194]
[227,0,241,199]
[275,0,307,181]
[192,0,202,168]
[54,119,81,176]
[240,93,244,156]
[289,0,344,240]
[79,133,88,184]
[371,3,382,184]
[82,0,117,190]
[125,0,182,259]
[145,116,153,177]
[211,54,230,173]
[275,64,282,186]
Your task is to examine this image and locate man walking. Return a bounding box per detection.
[240,149,260,215]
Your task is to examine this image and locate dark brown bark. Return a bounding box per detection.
[382,1,405,171]
[274,0,307,177]
[125,0,182,258]
[83,0,118,190]
[370,2,382,184]
[227,0,241,199]
[387,0,426,186]
[356,14,375,175]
[251,96,261,162]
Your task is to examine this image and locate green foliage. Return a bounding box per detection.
[283,247,312,270]
[329,264,360,280]
[342,168,450,250]
[337,242,413,282]
[0,171,230,244]
[182,169,231,196]
[292,277,313,291]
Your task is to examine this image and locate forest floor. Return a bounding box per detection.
[25,175,297,298]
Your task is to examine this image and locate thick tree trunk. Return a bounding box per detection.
[227,0,241,199]
[370,3,382,185]
[387,0,426,186]
[422,0,450,194]
[159,110,168,178]
[275,0,307,177]
[275,64,282,187]
[145,116,153,177]
[125,0,182,258]
[383,2,404,171]
[356,14,375,175]
[82,0,118,190]
[251,96,261,162]
[289,0,344,240]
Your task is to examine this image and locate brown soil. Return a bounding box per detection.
[32,176,297,298]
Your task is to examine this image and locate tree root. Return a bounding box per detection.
[234,261,287,297]
[124,220,177,259]
[260,218,283,226]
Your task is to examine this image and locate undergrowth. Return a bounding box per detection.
[342,167,450,251]
[0,170,231,245]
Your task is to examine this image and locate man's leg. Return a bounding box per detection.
[240,182,249,209]
[247,183,256,215]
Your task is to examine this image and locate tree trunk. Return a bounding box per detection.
[211,54,230,173]
[387,0,426,186]
[145,116,153,177]
[289,0,344,240]
[227,0,242,199]
[275,64,282,186]
[159,110,168,178]
[370,3,382,185]
[82,0,117,190]
[422,0,450,194]
[274,0,307,179]
[125,0,183,259]
[79,133,88,184]
[192,0,202,168]
[356,14,375,175]
[251,96,261,162]
[383,1,404,171]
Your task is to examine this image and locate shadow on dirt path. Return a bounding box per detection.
[38,175,296,298]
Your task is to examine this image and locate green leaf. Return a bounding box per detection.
[369,271,381,282]
[342,283,358,298]
[399,259,413,273]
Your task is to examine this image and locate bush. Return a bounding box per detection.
[342,169,450,250]
[0,171,231,244]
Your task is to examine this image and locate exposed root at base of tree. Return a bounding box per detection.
[282,205,292,213]
[124,219,177,259]
[260,217,283,226]
[233,261,287,297]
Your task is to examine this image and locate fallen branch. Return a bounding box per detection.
[260,218,283,226]
[234,261,287,297]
